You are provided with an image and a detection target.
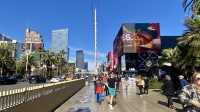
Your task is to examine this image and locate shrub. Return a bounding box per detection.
[149,78,163,89]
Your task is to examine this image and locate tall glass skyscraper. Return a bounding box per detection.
[51,28,69,61]
[76,50,84,69]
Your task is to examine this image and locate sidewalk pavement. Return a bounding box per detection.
[55,78,182,112]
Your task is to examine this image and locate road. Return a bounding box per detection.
[0,81,49,91]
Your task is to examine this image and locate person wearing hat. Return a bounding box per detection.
[179,75,189,89]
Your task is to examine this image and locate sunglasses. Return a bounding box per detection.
[195,77,200,81]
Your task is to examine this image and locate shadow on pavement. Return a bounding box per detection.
[158,100,183,112]
[158,100,168,107]
[67,107,91,112]
[152,90,162,92]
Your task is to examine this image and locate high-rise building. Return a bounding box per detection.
[51,28,69,61]
[76,50,84,69]
[16,42,23,60]
[84,62,88,71]
[23,28,44,53]
[0,34,12,42]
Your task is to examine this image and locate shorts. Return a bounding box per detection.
[108,87,116,96]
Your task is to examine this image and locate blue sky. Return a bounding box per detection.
[0,0,186,70]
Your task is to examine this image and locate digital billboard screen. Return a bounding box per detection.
[121,23,161,53]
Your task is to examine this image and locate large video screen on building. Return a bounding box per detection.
[121,23,161,53]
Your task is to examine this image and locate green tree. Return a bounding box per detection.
[16,60,26,76]
[54,50,67,76]
[183,0,200,17]
[41,51,57,79]
[0,43,15,76]
[177,17,200,74]
[160,48,175,64]
[21,52,37,78]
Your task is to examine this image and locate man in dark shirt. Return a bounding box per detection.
[107,73,117,110]
[108,77,116,88]
[162,75,175,110]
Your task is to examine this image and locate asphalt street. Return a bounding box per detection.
[0,81,49,91]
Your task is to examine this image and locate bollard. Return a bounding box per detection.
[2,91,5,110]
[19,88,22,103]
[17,89,19,105]
[13,89,16,106]
[6,91,9,109]
[10,90,12,107]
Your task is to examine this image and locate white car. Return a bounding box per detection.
[50,77,61,83]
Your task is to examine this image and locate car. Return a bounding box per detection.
[50,76,64,83]
[11,75,25,82]
[28,75,46,84]
[0,76,17,85]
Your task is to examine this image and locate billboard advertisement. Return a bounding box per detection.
[121,23,161,53]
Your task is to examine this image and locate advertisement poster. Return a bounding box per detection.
[121,23,161,53]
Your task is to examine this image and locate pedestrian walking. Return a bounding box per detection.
[107,73,117,110]
[103,73,109,96]
[144,76,149,94]
[115,75,121,92]
[93,76,97,94]
[162,75,176,110]
[136,75,145,95]
[95,78,103,104]
[179,72,200,112]
[178,75,189,89]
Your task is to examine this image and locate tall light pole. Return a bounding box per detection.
[94,8,97,74]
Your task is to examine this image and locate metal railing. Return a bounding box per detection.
[0,79,82,111]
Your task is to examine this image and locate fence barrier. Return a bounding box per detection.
[0,79,85,112]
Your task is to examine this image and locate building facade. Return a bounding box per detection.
[23,28,44,53]
[76,50,84,69]
[161,36,179,49]
[0,34,12,42]
[113,23,161,75]
[111,23,180,76]
[51,28,69,61]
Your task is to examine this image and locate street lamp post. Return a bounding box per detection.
[25,37,33,79]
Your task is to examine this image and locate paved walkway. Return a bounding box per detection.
[55,78,182,112]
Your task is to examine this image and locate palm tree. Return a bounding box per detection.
[21,52,37,78]
[177,17,200,74]
[0,43,15,76]
[16,60,26,76]
[160,48,175,63]
[54,50,66,76]
[41,51,57,79]
[183,0,200,17]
